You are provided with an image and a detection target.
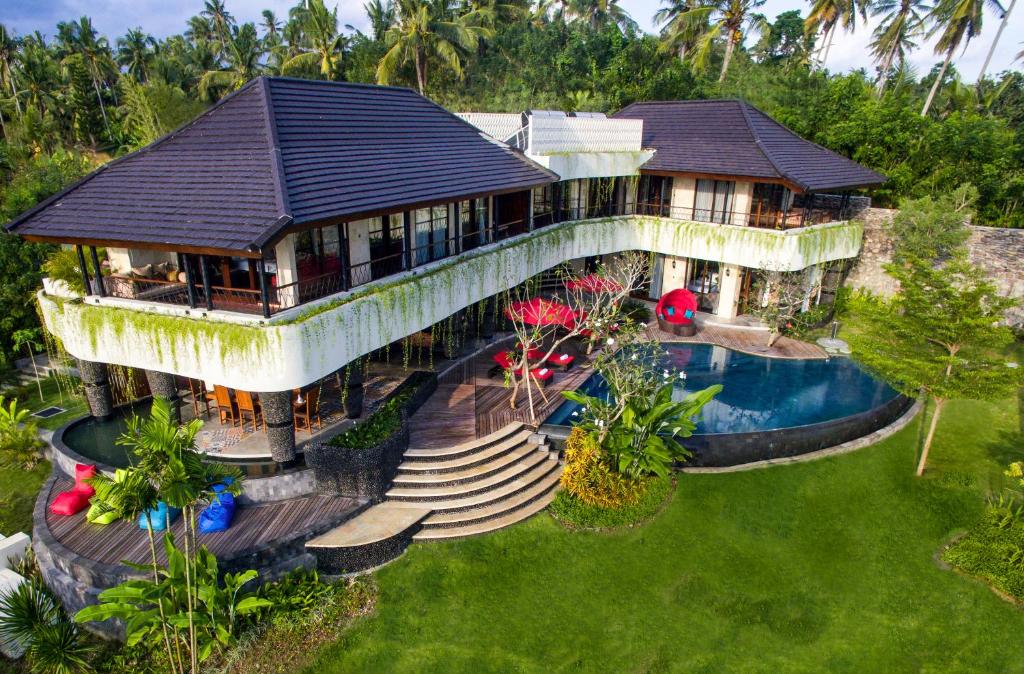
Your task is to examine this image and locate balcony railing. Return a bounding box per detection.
[98,196,854,317]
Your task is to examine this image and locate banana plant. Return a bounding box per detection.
[564,381,721,478]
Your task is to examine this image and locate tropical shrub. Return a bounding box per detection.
[328,395,406,450]
[0,395,45,469]
[0,576,93,673]
[550,475,673,530]
[618,299,652,325]
[42,247,104,296]
[75,535,272,664]
[559,427,645,508]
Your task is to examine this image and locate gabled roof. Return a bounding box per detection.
[6,77,557,255]
[613,99,885,192]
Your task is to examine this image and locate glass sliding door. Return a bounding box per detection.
[414,206,450,266]
[693,179,736,224]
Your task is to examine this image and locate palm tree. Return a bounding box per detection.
[185,15,218,45]
[261,9,283,37]
[15,36,58,117]
[976,0,1014,80]
[202,0,237,47]
[0,25,22,118]
[805,0,867,69]
[920,0,1001,115]
[566,0,636,30]
[117,28,157,82]
[281,0,348,79]
[63,16,116,135]
[654,0,707,61]
[870,0,928,94]
[377,0,493,94]
[365,0,397,41]
[674,0,767,81]
[199,22,264,100]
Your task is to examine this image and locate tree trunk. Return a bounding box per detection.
[678,43,687,63]
[90,73,111,137]
[414,48,427,95]
[875,46,897,96]
[719,35,736,82]
[978,0,1016,82]
[146,518,181,674]
[819,25,836,69]
[921,49,953,116]
[916,396,944,476]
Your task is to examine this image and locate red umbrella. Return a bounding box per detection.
[505,297,579,328]
[564,274,623,294]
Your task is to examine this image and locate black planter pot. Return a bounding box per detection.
[305,416,410,502]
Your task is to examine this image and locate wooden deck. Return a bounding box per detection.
[408,340,595,450]
[44,477,361,566]
[407,322,827,450]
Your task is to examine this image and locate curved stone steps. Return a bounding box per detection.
[403,422,526,462]
[414,471,561,537]
[391,445,536,487]
[387,450,549,500]
[396,430,534,475]
[394,459,559,514]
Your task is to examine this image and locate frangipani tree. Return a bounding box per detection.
[850,254,1021,476]
[501,252,650,421]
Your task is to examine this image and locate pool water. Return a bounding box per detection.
[61,400,153,468]
[545,343,899,434]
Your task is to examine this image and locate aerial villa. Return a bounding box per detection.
[6,77,905,617]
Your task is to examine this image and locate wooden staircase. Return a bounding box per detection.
[307,423,561,573]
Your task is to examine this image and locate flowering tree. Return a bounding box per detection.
[500,252,650,421]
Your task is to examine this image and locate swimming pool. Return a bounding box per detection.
[542,343,911,467]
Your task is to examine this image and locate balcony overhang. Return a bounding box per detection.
[527,150,655,181]
[39,216,862,393]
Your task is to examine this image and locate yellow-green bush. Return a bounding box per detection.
[560,427,645,508]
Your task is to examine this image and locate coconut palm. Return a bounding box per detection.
[199,22,264,101]
[805,0,868,69]
[679,0,768,81]
[202,0,236,47]
[565,0,637,30]
[261,9,283,37]
[377,0,493,94]
[63,16,116,135]
[17,36,60,117]
[870,0,928,94]
[655,0,708,61]
[976,0,1014,80]
[365,0,397,41]
[0,25,22,119]
[117,28,157,82]
[281,0,348,79]
[920,0,1002,115]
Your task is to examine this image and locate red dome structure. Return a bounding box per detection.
[655,288,699,336]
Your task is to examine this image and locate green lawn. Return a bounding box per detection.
[0,461,49,537]
[13,374,89,430]
[307,395,1024,672]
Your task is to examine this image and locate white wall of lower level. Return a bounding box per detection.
[40,215,862,393]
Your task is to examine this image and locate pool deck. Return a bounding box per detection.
[647,317,828,360]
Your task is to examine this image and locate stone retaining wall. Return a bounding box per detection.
[846,208,1024,325]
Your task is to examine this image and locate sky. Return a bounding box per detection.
[5,0,1022,83]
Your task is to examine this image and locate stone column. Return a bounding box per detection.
[480,298,496,341]
[78,360,113,421]
[145,369,181,423]
[261,391,296,464]
[342,362,364,419]
[715,264,744,320]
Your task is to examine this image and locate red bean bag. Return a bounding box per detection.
[656,289,699,336]
[50,464,97,516]
[546,353,575,371]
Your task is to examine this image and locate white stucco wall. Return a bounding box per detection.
[529,151,654,180]
[40,215,862,393]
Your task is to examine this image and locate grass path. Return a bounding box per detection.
[307,396,1024,672]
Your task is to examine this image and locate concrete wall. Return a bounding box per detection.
[531,150,654,180]
[39,215,863,393]
[846,208,1024,326]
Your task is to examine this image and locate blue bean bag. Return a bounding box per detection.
[198,481,236,534]
[138,502,181,531]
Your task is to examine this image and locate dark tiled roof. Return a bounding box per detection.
[6,77,557,254]
[613,100,885,192]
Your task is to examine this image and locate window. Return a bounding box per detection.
[693,179,735,224]
[414,205,450,266]
[638,176,672,216]
[366,214,406,281]
[459,198,489,250]
[294,225,342,281]
[532,185,555,228]
[750,183,792,228]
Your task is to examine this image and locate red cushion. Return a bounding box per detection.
[656,289,698,325]
[492,351,513,370]
[74,464,97,498]
[547,353,575,367]
[50,490,90,516]
[530,367,554,381]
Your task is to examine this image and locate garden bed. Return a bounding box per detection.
[548,477,675,531]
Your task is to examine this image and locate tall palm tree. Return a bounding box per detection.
[655,0,707,61]
[15,36,58,117]
[365,0,397,41]
[805,0,867,69]
[920,0,1001,115]
[117,28,157,82]
[64,17,116,135]
[976,0,1013,81]
[281,0,348,79]
[185,15,218,45]
[377,0,493,94]
[199,22,264,100]
[201,0,237,47]
[675,0,767,81]
[870,0,928,94]
[261,9,283,37]
[566,0,636,30]
[0,25,22,118]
